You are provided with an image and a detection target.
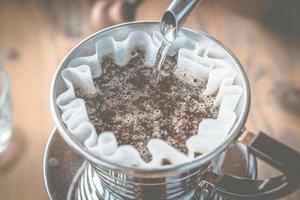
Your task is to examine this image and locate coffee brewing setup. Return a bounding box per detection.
[44,0,300,199]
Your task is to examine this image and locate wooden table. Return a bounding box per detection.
[0,0,299,199]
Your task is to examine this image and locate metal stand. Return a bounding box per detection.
[44,130,257,200]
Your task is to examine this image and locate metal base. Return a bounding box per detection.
[44,130,257,200]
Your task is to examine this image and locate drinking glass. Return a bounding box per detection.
[0,65,12,155]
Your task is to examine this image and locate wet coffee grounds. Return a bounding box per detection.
[75,48,219,162]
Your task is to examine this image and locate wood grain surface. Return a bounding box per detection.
[0,0,299,199]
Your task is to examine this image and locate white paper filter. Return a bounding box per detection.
[56,31,243,168]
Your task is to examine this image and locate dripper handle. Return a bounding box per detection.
[161,0,202,41]
[197,130,300,199]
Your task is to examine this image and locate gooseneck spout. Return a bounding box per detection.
[160,0,202,42]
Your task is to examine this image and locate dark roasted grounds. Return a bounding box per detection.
[75,48,219,162]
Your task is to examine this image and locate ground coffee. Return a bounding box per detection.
[75,48,218,162]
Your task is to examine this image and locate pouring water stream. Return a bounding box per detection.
[153,0,202,82]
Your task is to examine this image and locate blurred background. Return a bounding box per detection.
[0,0,299,199]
